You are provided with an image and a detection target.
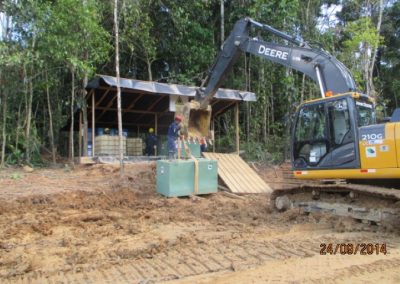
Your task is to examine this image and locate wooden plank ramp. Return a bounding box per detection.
[203,153,272,194]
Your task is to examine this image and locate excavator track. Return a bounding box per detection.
[271,183,400,225]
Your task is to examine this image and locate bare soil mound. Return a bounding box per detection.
[0,163,398,283]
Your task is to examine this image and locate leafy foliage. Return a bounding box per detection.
[0,0,396,166]
[342,17,383,91]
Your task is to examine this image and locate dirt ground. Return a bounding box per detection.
[0,162,399,284]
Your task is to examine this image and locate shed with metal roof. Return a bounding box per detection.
[77,74,256,157]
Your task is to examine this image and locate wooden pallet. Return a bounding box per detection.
[76,156,96,164]
[203,153,272,194]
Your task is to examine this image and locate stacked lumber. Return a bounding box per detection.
[127,138,143,156]
[95,135,126,155]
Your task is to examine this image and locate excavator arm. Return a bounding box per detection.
[185,17,357,137]
[197,18,356,108]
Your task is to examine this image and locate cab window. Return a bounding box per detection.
[295,103,326,142]
[293,103,328,166]
[356,101,375,127]
[327,99,352,147]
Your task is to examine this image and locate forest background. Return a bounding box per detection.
[0,0,398,166]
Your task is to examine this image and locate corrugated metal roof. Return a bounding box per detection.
[87,74,256,102]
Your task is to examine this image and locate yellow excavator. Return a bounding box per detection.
[184,18,400,224]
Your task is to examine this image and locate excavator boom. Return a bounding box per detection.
[184,18,357,138]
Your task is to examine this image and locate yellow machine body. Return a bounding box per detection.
[294,122,400,180]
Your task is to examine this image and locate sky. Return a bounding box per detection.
[0,13,5,39]
[318,4,343,32]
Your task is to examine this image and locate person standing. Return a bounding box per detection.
[200,137,207,153]
[167,115,183,160]
[145,128,157,156]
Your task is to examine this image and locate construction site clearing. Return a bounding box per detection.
[0,162,399,284]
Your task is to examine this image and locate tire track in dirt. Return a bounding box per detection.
[5,232,390,284]
[311,257,400,284]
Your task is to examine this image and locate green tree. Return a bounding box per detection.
[337,0,385,99]
[36,0,110,162]
[343,17,383,96]
[380,1,400,111]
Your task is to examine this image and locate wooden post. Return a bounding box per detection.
[212,118,215,153]
[155,113,158,135]
[154,113,158,156]
[92,91,95,156]
[83,89,93,157]
[235,102,240,154]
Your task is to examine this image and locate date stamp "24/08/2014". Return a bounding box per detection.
[320,243,387,255]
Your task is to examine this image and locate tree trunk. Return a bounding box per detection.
[45,69,56,164]
[15,102,22,149]
[270,83,275,134]
[69,67,75,164]
[263,105,267,143]
[244,55,249,143]
[146,58,153,81]
[266,98,270,135]
[260,64,267,143]
[26,34,36,164]
[368,0,384,99]
[26,67,34,164]
[220,0,224,49]
[82,71,88,156]
[300,74,306,103]
[1,70,7,167]
[362,42,370,96]
[23,65,28,129]
[247,56,252,140]
[114,0,124,176]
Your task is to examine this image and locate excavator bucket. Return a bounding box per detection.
[182,101,211,138]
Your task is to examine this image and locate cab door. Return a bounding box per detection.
[325,98,359,168]
[292,101,330,169]
[292,96,360,170]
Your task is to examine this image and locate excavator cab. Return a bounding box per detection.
[291,93,375,170]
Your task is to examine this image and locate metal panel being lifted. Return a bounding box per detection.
[203,153,272,194]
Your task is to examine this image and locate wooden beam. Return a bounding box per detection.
[96,95,117,121]
[235,102,240,154]
[95,87,111,107]
[149,96,167,110]
[158,106,172,119]
[119,93,146,122]
[95,121,171,128]
[95,85,161,95]
[213,101,236,117]
[210,100,219,106]
[93,106,161,115]
[125,93,144,110]
[134,96,165,122]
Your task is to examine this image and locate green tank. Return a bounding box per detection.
[180,142,201,158]
[156,158,217,197]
